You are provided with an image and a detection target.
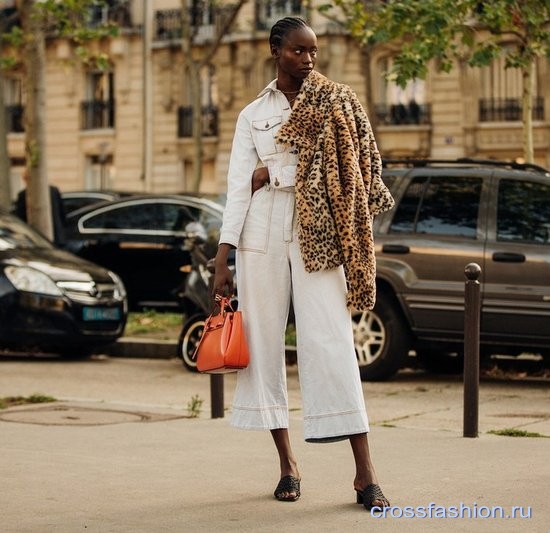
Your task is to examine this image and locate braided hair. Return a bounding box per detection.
[269,17,310,50]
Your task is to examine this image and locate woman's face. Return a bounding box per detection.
[273,27,317,81]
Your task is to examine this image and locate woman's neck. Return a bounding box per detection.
[276,77,302,95]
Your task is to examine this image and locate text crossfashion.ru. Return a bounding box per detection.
[371,503,532,520]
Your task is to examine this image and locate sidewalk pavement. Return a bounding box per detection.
[1,343,549,532]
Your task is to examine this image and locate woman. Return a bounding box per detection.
[213,17,394,510]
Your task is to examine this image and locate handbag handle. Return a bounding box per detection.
[214,294,235,315]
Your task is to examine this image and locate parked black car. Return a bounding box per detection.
[359,158,550,380]
[61,190,124,215]
[64,195,224,311]
[0,211,127,354]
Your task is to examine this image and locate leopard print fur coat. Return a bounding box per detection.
[276,70,395,310]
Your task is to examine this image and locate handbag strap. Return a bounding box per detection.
[214,295,235,314]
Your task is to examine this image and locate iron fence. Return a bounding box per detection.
[479,97,544,122]
[81,100,116,130]
[374,102,432,126]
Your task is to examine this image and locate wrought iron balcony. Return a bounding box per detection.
[155,9,182,41]
[5,104,24,133]
[154,3,221,42]
[81,100,115,130]
[479,97,544,122]
[255,0,305,31]
[88,0,133,28]
[374,102,431,126]
[178,105,218,137]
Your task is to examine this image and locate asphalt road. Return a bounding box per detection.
[1,355,549,532]
[0,354,548,434]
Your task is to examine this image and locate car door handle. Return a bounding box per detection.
[382,244,410,254]
[492,252,526,263]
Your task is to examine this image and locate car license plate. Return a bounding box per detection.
[83,307,121,321]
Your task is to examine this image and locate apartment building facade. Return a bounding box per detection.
[4,0,549,197]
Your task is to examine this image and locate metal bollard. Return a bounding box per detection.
[210,374,224,418]
[463,263,481,438]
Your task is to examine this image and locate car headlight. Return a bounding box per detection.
[108,270,126,299]
[4,266,62,296]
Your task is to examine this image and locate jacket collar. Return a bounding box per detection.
[257,79,279,98]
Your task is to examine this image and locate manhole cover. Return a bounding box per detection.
[0,404,152,426]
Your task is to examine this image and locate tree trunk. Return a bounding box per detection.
[181,0,203,193]
[0,39,12,210]
[360,46,378,138]
[190,63,203,192]
[20,0,53,240]
[521,60,535,164]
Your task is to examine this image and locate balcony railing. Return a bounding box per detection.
[155,3,223,42]
[255,0,305,31]
[178,105,218,137]
[375,102,432,126]
[479,97,544,122]
[5,104,24,133]
[88,0,133,28]
[155,9,182,40]
[81,100,115,130]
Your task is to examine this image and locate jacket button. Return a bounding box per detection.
[274,178,280,186]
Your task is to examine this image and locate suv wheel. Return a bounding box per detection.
[352,291,410,381]
[178,314,206,372]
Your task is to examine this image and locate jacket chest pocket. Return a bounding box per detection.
[251,116,283,158]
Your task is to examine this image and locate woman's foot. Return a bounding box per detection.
[355,484,390,510]
[274,475,301,502]
[270,428,301,501]
[349,434,389,509]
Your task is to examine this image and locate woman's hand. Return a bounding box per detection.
[251,167,270,195]
[212,243,234,299]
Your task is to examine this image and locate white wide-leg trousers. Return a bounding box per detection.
[231,186,370,441]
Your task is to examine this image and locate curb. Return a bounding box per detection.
[103,338,298,363]
[104,337,178,359]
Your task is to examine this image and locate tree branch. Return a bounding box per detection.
[200,0,247,67]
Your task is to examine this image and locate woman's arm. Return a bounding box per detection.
[213,109,259,297]
[212,243,234,297]
[218,111,259,247]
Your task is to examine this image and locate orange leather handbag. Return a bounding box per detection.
[192,296,249,373]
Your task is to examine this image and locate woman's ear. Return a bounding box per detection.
[271,45,279,59]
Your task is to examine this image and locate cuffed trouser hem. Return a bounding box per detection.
[231,405,289,431]
[303,409,369,442]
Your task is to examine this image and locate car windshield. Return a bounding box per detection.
[0,214,54,251]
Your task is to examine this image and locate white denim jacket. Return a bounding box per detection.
[219,80,299,248]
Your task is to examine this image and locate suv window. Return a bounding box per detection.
[390,176,482,238]
[497,179,550,244]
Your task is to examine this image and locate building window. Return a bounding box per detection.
[478,51,544,122]
[88,0,132,28]
[154,2,217,42]
[178,64,218,137]
[4,76,24,133]
[256,0,305,31]
[85,153,114,190]
[375,57,431,126]
[155,9,181,41]
[81,71,115,130]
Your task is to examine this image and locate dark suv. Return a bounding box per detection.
[358,159,550,380]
